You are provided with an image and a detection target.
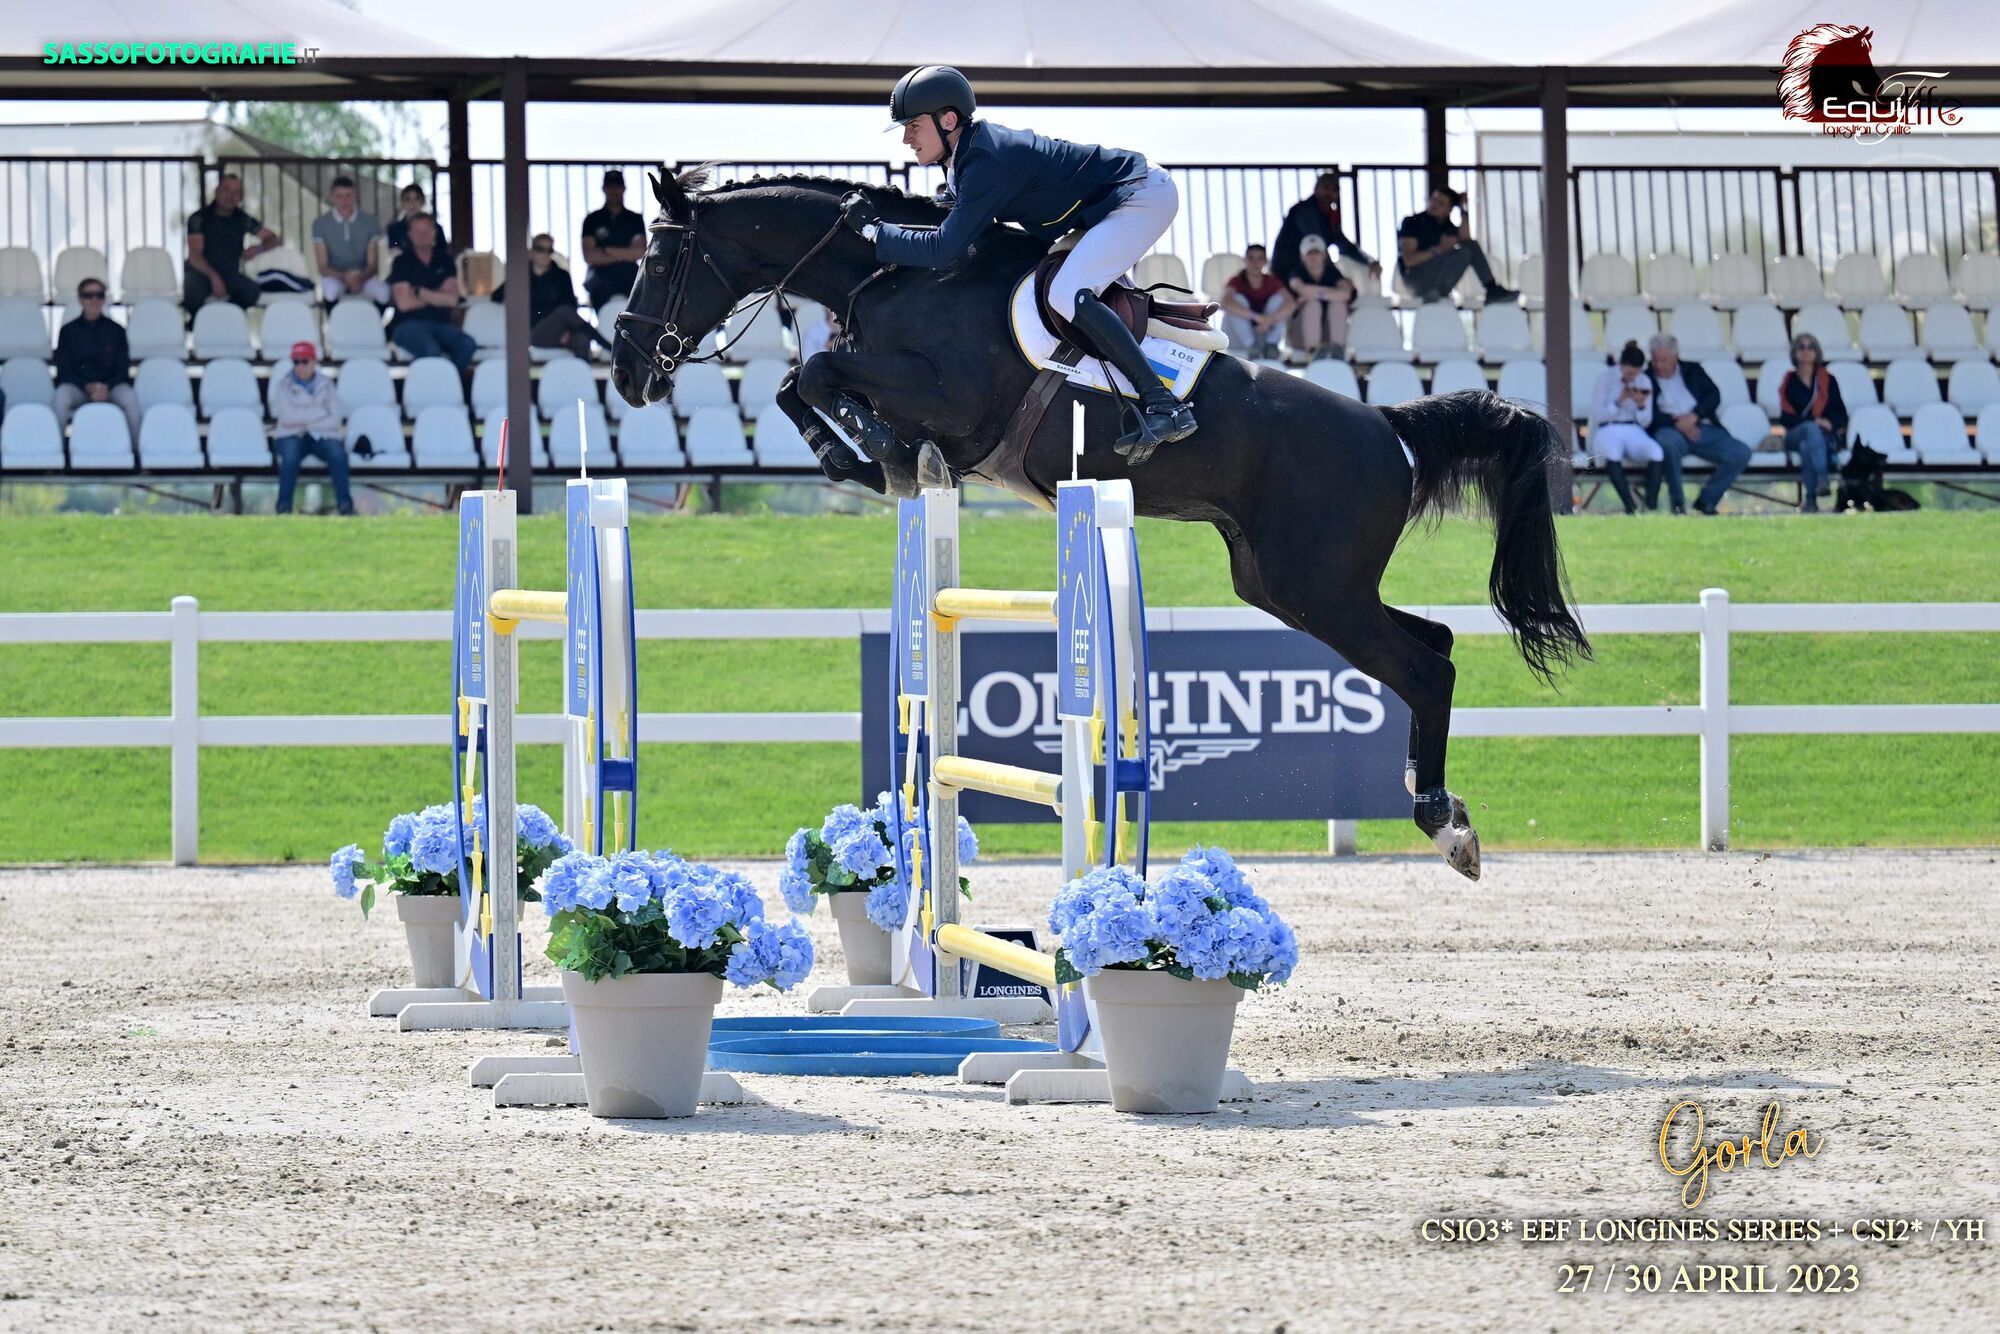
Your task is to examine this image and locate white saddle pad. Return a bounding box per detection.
[1009,274,1212,403]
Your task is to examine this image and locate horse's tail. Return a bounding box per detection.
[1378,389,1592,684]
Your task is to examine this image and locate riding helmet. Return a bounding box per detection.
[887,65,977,130]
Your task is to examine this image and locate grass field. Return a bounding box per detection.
[2,507,1995,862]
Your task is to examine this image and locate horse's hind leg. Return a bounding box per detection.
[1385,606,1455,797]
[775,366,886,494]
[797,350,954,497]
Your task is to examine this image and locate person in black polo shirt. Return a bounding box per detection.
[492,233,613,358]
[183,173,280,317]
[1396,187,1516,306]
[580,169,645,310]
[385,181,449,254]
[387,213,477,371]
[54,277,143,438]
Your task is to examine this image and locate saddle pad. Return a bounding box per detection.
[1009,274,1210,403]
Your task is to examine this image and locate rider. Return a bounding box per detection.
[839,65,1197,459]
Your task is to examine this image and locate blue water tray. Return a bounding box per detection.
[709,1015,1000,1038]
[706,1033,1058,1077]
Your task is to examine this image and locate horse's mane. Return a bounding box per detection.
[682,166,950,222]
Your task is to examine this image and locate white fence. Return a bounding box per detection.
[2,591,1996,865]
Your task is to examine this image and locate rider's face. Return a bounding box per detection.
[901,112,954,166]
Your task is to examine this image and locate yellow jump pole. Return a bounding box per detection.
[488,588,567,631]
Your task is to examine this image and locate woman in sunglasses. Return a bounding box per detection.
[1775,333,1848,513]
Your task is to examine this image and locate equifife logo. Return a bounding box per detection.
[1776,24,1959,141]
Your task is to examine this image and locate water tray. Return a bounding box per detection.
[705,1033,1058,1077]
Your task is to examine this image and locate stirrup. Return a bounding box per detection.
[1114,399,1196,464]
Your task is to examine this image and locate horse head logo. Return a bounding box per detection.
[1777,24,1884,122]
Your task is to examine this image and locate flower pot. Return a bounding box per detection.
[395,894,461,990]
[1084,969,1246,1114]
[827,890,892,986]
[561,970,724,1118]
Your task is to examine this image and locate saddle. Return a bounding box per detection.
[1031,244,1224,353]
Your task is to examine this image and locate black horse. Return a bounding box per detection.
[612,169,1591,879]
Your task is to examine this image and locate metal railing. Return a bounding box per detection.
[1,592,1994,864]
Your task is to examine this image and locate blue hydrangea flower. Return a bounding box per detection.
[832,825,893,880]
[604,851,661,913]
[864,876,910,931]
[516,803,560,850]
[664,883,732,949]
[537,850,600,915]
[409,807,463,877]
[382,812,417,860]
[704,868,765,925]
[819,803,874,851]
[1181,845,1268,912]
[329,844,364,899]
[570,859,616,912]
[784,828,811,876]
[1050,865,1146,937]
[956,816,979,865]
[778,864,815,915]
[725,917,815,990]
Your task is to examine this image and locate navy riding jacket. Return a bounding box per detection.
[872,119,1149,268]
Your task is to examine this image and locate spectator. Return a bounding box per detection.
[1395,187,1516,307]
[1587,340,1665,514]
[183,173,279,317]
[387,213,476,371]
[385,182,448,254]
[1645,332,1751,515]
[53,278,143,438]
[269,341,354,516]
[1271,171,1379,287]
[1220,245,1293,359]
[798,305,842,361]
[491,233,612,358]
[580,169,645,310]
[1776,332,1847,514]
[1284,234,1352,363]
[312,175,389,306]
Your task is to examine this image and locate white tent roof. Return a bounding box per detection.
[590,0,1487,68]
[1579,0,2000,66]
[4,0,450,58]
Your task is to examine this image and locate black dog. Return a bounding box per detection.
[1837,442,1920,512]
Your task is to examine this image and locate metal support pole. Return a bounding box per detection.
[1540,68,1576,515]
[1327,819,1358,856]
[925,490,965,1002]
[170,596,199,865]
[446,97,474,259]
[500,58,534,508]
[1699,588,1731,852]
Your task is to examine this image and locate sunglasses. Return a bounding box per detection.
[531,246,553,254]
[80,291,106,300]
[291,357,314,365]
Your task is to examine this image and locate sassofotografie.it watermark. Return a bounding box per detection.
[42,42,320,65]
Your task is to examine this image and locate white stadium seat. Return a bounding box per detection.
[1427,358,1487,396]
[125,300,187,361]
[1577,253,1637,308]
[205,408,272,468]
[119,246,180,304]
[1846,403,1914,462]
[1881,358,1941,417]
[736,358,789,420]
[1699,358,1754,413]
[198,358,262,418]
[1362,361,1423,406]
[1346,306,1410,364]
[478,411,533,471]
[1958,252,2000,311]
[751,403,817,468]
[1409,302,1469,361]
[548,402,611,471]
[1895,254,1953,305]
[259,302,321,360]
[52,247,109,301]
[1979,404,2000,462]
[1,357,53,410]
[1474,303,1532,362]
[592,295,628,362]
[1791,303,1858,360]
[1827,360,1878,412]
[401,357,465,419]
[1198,254,1240,304]
[1302,358,1360,398]
[0,298,49,360]
[191,302,254,359]
[410,404,476,472]
[68,401,134,468]
[470,359,508,416]
[1767,255,1825,307]
[1719,403,1777,464]
[1666,302,1727,361]
[1600,302,1657,356]
[1919,303,1985,363]
[133,358,193,415]
[1946,359,2000,416]
[349,403,413,470]
[719,305,790,364]
[1495,358,1547,410]
[465,302,508,361]
[536,355,600,419]
[325,299,390,360]
[616,402,683,468]
[1703,252,1763,310]
[1856,303,1915,361]
[0,246,47,300]
[1830,251,1888,306]
[138,403,205,470]
[1911,402,1977,464]
[1513,253,1545,311]
[1133,253,1189,294]
[669,361,737,411]
[1727,301,1791,364]
[1541,300,1597,357]
[1642,252,1700,307]
[1,402,66,469]
[333,358,396,412]
[682,405,753,466]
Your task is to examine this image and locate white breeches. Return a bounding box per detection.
[1047,166,1178,316]
[1592,422,1665,464]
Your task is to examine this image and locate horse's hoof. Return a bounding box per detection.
[915,440,951,490]
[1414,786,1481,881]
[1404,761,1418,797]
[1433,820,1481,880]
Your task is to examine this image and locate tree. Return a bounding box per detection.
[207,101,431,160]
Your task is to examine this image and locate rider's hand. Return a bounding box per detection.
[840,192,881,235]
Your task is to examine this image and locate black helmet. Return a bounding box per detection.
[887,65,976,130]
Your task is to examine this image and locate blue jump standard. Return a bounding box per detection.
[705,1015,1055,1077]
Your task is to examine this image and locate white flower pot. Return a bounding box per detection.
[1084,969,1246,1114]
[561,971,724,1118]
[395,894,460,990]
[828,890,891,986]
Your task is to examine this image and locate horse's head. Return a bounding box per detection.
[611,166,742,409]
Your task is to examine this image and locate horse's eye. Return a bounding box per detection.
[651,262,666,275]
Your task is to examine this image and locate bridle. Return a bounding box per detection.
[613,197,852,381]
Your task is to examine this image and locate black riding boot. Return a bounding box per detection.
[1641,460,1662,511]
[1069,292,1197,464]
[1604,461,1637,514]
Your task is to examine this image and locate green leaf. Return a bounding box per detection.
[1053,948,1082,986]
[1163,962,1196,982]
[359,884,375,920]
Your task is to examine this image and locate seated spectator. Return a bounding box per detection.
[269,342,354,516]
[581,169,645,310]
[388,214,476,371]
[1645,332,1751,515]
[385,182,448,254]
[313,175,390,306]
[798,305,842,361]
[1220,245,1293,359]
[53,278,143,439]
[492,233,612,358]
[1587,340,1665,514]
[1776,332,1847,514]
[183,173,280,317]
[1284,234,1353,364]
[1272,172,1379,287]
[1396,187,1516,307]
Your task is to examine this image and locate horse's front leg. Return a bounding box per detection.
[775,366,886,494]
[797,350,955,497]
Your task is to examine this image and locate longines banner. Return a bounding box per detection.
[861,628,1413,821]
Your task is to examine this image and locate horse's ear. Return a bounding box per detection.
[649,171,671,210]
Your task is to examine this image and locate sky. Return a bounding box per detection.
[2,0,1993,162]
